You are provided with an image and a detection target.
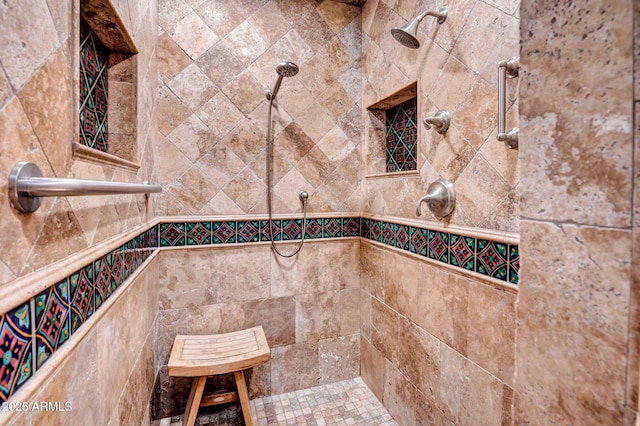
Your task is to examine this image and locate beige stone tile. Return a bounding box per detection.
[480,129,520,189]
[317,81,356,122]
[371,297,399,364]
[187,302,245,335]
[97,272,154,419]
[155,308,188,367]
[0,68,12,109]
[272,168,313,212]
[243,296,296,347]
[168,10,219,60]
[216,245,270,302]
[28,331,99,425]
[270,342,319,394]
[199,191,244,215]
[317,125,356,164]
[296,290,344,342]
[17,48,72,176]
[454,154,511,226]
[159,0,190,31]
[479,188,520,233]
[515,221,631,424]
[294,146,335,189]
[361,242,385,297]
[249,98,292,143]
[221,118,265,166]
[0,100,51,275]
[196,142,246,189]
[294,101,336,143]
[156,84,191,136]
[383,251,419,320]
[451,1,512,72]
[221,69,264,116]
[467,281,515,386]
[0,0,58,90]
[196,92,245,140]
[270,29,315,68]
[360,336,385,401]
[360,289,372,341]
[293,8,336,53]
[318,334,360,384]
[274,80,315,119]
[157,249,218,310]
[451,75,498,148]
[397,317,440,400]
[222,167,265,213]
[166,165,219,214]
[303,38,354,99]
[23,197,88,275]
[196,0,245,38]
[167,63,218,111]
[196,41,246,89]
[427,54,475,114]
[272,0,317,28]
[415,266,469,355]
[248,1,291,45]
[273,121,315,166]
[153,135,193,186]
[384,359,444,425]
[224,21,270,67]
[166,114,216,162]
[317,0,360,34]
[439,343,505,426]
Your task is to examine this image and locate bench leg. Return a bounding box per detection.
[234,370,253,426]
[184,376,207,426]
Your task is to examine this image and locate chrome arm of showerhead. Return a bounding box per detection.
[415,7,448,24]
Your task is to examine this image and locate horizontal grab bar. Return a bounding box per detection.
[8,162,162,213]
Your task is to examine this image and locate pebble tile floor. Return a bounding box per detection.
[158,377,397,426]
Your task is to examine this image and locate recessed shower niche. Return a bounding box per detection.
[365,82,419,177]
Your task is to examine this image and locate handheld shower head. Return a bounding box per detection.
[276,61,299,77]
[267,61,299,100]
[391,7,448,49]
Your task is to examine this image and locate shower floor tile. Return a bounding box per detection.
[159,377,397,426]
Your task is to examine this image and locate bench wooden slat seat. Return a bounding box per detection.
[168,326,270,426]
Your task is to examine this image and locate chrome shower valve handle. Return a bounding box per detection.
[416,179,456,218]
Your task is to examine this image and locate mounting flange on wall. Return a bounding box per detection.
[415,179,456,218]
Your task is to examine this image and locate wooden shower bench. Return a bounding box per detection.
[167,326,270,426]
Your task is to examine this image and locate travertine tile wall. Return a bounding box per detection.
[0,0,159,424]
[359,1,520,424]
[361,0,520,232]
[517,0,638,423]
[2,256,159,426]
[154,0,364,216]
[152,241,361,419]
[360,242,516,425]
[152,0,365,418]
[0,0,159,285]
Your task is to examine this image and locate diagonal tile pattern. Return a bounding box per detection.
[156,0,364,217]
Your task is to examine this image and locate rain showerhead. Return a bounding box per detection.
[267,61,299,100]
[391,7,448,49]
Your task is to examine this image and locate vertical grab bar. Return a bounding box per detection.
[497,57,520,148]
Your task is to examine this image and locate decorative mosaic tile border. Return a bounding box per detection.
[159,217,361,247]
[0,226,158,402]
[359,218,519,285]
[0,215,518,403]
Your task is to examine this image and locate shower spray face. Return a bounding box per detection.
[266,61,299,101]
